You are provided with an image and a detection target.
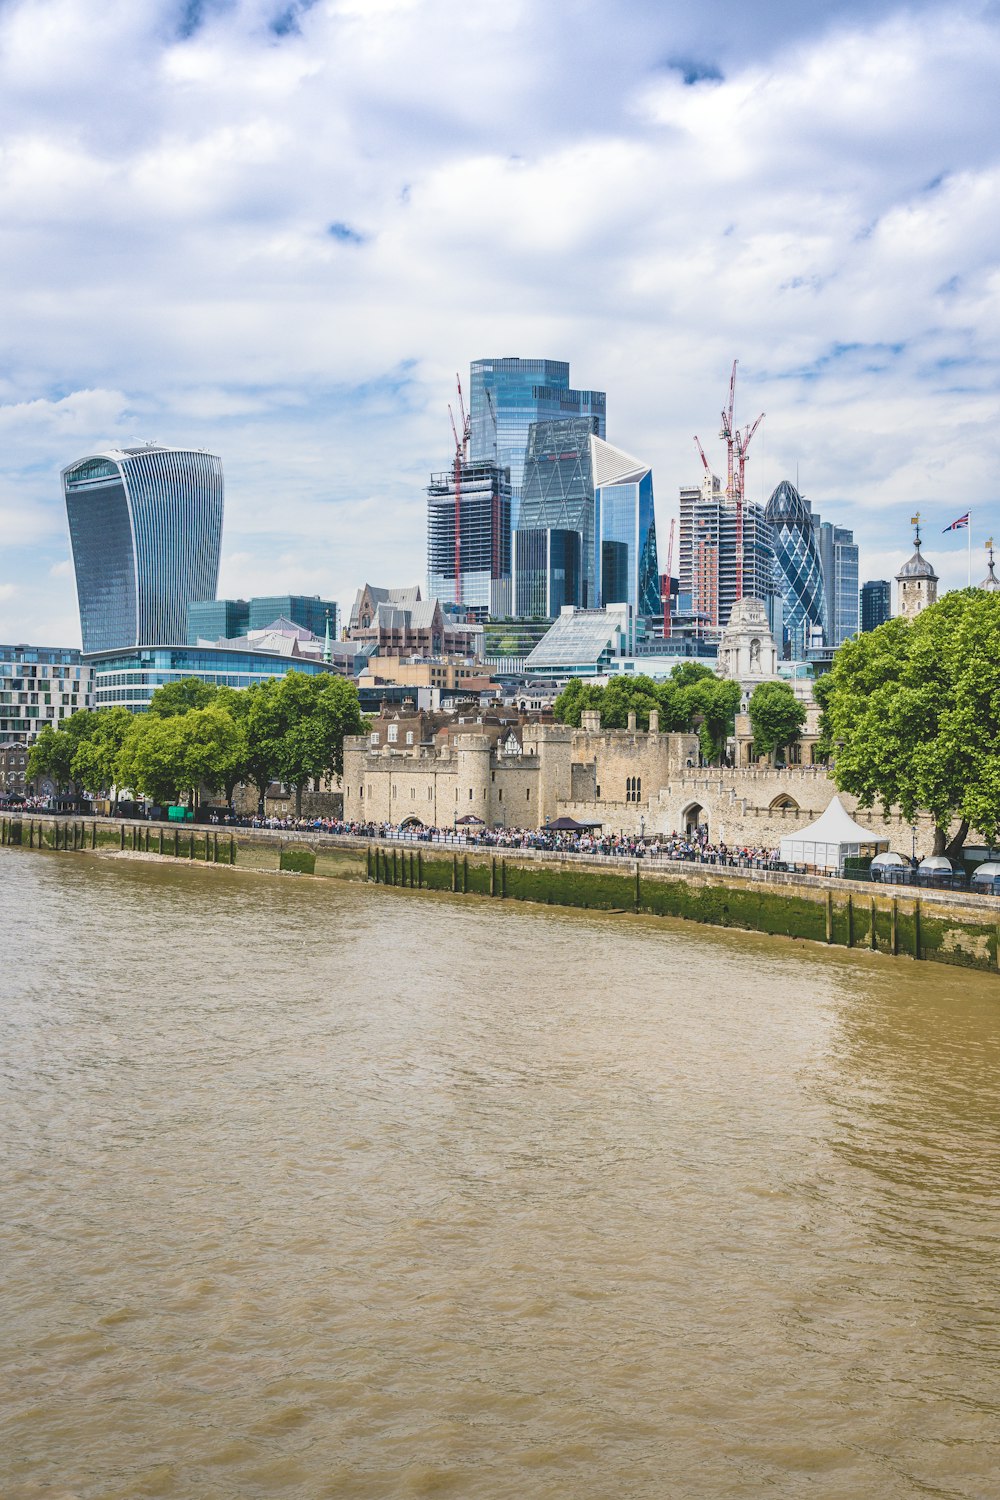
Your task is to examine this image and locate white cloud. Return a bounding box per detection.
[1,0,999,644]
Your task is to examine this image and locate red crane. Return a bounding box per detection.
[662,516,676,639]
[447,373,470,608]
[693,436,712,475]
[714,360,765,602]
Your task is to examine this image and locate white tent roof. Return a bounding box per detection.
[786,796,885,846]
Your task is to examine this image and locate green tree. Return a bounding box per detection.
[147,677,218,717]
[27,710,99,791]
[273,672,368,815]
[27,724,75,791]
[670,661,715,689]
[117,714,190,805]
[682,676,741,764]
[748,681,806,758]
[552,679,604,727]
[810,671,835,762]
[825,590,1000,857]
[70,707,134,805]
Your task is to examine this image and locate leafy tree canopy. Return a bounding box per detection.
[148,677,219,717]
[826,590,1000,855]
[748,681,806,756]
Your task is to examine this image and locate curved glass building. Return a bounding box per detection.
[764,479,827,657]
[63,445,224,653]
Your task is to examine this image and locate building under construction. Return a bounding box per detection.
[679,473,775,633]
[427,459,512,621]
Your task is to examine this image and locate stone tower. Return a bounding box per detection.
[895,515,938,620]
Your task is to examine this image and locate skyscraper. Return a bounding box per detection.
[469,358,606,531]
[593,438,659,616]
[764,480,827,658]
[63,444,224,653]
[814,518,860,646]
[426,460,512,620]
[515,416,601,614]
[678,473,774,632]
[860,580,891,631]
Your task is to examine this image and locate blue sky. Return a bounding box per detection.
[1,0,999,643]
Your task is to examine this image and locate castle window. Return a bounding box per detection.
[387,724,398,743]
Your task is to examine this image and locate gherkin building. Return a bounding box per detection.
[764,479,827,658]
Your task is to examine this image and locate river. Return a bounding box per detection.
[2,846,999,1499]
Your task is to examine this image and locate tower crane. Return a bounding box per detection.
[662,516,676,639]
[447,373,470,608]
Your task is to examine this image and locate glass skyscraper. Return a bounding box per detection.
[764,480,827,658]
[513,424,659,620]
[63,444,224,654]
[815,518,860,646]
[593,439,659,616]
[860,579,891,632]
[469,358,606,531]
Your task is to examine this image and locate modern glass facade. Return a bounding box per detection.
[860,580,891,632]
[63,444,224,653]
[469,358,606,531]
[815,519,859,646]
[515,417,602,612]
[764,480,827,658]
[593,445,659,616]
[426,460,511,619]
[0,644,93,743]
[88,645,339,712]
[512,528,582,619]
[187,596,339,645]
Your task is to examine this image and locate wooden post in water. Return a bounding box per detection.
[501,858,507,898]
[635,861,641,913]
[846,893,854,948]
[174,829,179,858]
[490,857,496,897]
[870,897,877,951]
[890,898,898,956]
[914,899,922,960]
[452,852,458,892]
[159,829,164,856]
[825,891,833,943]
[463,854,468,893]
[409,850,415,887]
[417,850,422,888]
[120,823,126,851]
[92,822,97,850]
[230,835,235,865]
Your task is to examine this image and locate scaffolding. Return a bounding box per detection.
[427,460,511,620]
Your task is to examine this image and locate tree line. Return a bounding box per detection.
[553,662,806,762]
[27,672,368,814]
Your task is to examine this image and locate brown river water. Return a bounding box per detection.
[1,846,999,1499]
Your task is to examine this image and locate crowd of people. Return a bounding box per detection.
[203,810,781,866]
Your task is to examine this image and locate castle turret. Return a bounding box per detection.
[896,514,938,620]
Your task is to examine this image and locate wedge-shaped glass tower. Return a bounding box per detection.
[63,444,224,653]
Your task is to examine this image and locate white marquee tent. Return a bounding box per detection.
[779,796,890,873]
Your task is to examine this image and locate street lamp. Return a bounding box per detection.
[910,823,918,866]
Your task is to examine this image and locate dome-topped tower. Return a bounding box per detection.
[896,514,938,620]
[717,595,779,705]
[764,479,827,658]
[980,538,1000,593]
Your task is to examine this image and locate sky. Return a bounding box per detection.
[1,0,999,645]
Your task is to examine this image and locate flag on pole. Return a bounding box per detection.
[943,513,970,532]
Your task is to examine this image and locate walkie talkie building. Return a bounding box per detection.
[63,445,224,653]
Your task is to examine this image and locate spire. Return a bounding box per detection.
[323,608,332,663]
[981,538,1000,592]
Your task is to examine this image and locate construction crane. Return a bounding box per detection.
[662,516,676,639]
[693,436,713,479]
[716,359,765,602]
[447,373,471,608]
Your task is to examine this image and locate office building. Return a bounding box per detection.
[469,358,606,530]
[87,643,340,713]
[523,604,635,677]
[514,421,659,619]
[426,460,512,619]
[860,580,891,632]
[187,595,339,645]
[63,444,224,653]
[814,517,859,646]
[0,644,94,744]
[764,480,827,658]
[678,473,775,634]
[593,440,660,617]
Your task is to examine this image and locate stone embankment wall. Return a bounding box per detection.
[4,814,999,976]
